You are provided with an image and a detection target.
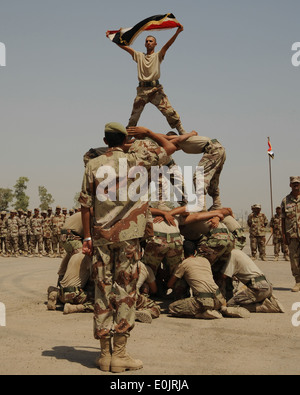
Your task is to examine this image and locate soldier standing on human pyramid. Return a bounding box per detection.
[108,23,187,135]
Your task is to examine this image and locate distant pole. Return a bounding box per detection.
[267,137,274,219]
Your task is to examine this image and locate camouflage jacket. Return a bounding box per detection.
[5,217,21,237]
[247,213,268,237]
[281,193,300,239]
[43,217,53,238]
[0,217,8,238]
[269,214,283,239]
[79,140,168,246]
[18,215,27,236]
[30,216,43,236]
[51,214,65,235]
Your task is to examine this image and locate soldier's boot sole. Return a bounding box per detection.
[135,310,152,324]
[221,306,251,318]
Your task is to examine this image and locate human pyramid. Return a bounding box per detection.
[46,14,285,373]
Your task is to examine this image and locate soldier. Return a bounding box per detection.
[167,240,250,319]
[17,209,29,256]
[167,132,226,211]
[281,176,300,292]
[141,202,185,299]
[29,208,43,257]
[51,205,65,257]
[47,212,94,313]
[5,210,21,257]
[62,207,69,220]
[41,210,52,256]
[25,209,32,248]
[69,209,74,216]
[0,211,8,256]
[247,204,268,261]
[113,26,186,135]
[270,206,289,261]
[220,249,285,313]
[79,122,176,373]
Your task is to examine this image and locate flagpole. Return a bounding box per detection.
[267,137,274,219]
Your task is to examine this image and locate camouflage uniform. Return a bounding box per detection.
[177,136,226,210]
[270,210,289,260]
[127,49,185,135]
[51,207,65,256]
[42,211,53,256]
[79,137,168,339]
[281,185,300,284]
[196,224,235,268]
[18,210,29,255]
[5,211,21,256]
[25,211,32,247]
[0,212,8,255]
[247,206,268,260]
[29,210,43,256]
[169,256,225,319]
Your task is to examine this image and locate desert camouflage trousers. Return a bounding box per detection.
[273,237,289,257]
[196,228,235,266]
[30,234,43,254]
[250,236,266,258]
[193,140,226,209]
[127,84,183,131]
[136,293,161,318]
[287,238,300,283]
[6,235,19,254]
[169,290,225,317]
[227,276,272,311]
[142,233,183,275]
[92,239,141,339]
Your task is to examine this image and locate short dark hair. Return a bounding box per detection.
[105,132,126,147]
[183,240,196,257]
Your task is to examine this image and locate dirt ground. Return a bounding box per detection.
[1,234,300,376]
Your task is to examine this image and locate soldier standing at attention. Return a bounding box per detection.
[281,176,300,292]
[17,209,29,256]
[0,211,8,256]
[29,208,43,257]
[113,26,186,135]
[41,210,52,256]
[247,204,268,261]
[270,206,289,261]
[6,210,21,257]
[79,122,177,373]
[51,205,65,257]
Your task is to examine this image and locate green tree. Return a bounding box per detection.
[13,177,30,211]
[0,188,14,211]
[38,186,54,210]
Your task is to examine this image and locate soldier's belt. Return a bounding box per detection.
[196,289,221,299]
[246,275,267,287]
[153,231,181,238]
[139,80,160,87]
[208,228,229,235]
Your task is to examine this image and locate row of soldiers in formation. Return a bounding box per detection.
[0,206,80,257]
[247,203,289,262]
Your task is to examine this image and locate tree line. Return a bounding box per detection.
[0,177,55,212]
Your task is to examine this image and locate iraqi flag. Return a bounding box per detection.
[106,13,182,46]
[267,137,274,159]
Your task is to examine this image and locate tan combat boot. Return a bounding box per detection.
[47,286,59,310]
[110,334,143,373]
[96,337,112,372]
[63,303,85,314]
[291,283,300,292]
[220,306,251,318]
[195,309,223,319]
[135,309,152,324]
[256,296,285,313]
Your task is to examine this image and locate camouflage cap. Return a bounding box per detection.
[251,204,261,209]
[105,122,128,136]
[41,210,47,215]
[1,211,6,215]
[10,209,17,213]
[34,207,40,211]
[290,176,300,184]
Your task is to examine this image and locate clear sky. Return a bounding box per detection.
[0,0,299,219]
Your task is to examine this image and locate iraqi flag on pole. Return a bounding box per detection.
[106,13,182,46]
[267,137,274,159]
